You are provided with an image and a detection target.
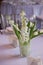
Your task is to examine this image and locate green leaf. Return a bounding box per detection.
[27,21,36,39]
[27,21,30,28]
[29,22,35,39]
[31,34,39,39]
[27,21,30,32]
[29,27,34,39]
[13,24,21,39]
[33,29,37,32]
[31,30,43,39]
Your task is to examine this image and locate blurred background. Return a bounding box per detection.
[0,0,43,30]
[0,1,43,64]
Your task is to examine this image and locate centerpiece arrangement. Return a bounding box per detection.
[10,11,43,57]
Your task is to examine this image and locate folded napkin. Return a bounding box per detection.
[6,27,13,32]
[8,34,19,48]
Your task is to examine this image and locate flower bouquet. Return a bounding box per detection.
[10,11,43,57]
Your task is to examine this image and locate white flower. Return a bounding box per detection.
[9,20,14,25]
[21,26,29,42]
[30,15,36,20]
[30,22,34,27]
[20,11,26,17]
[13,24,20,32]
[34,31,38,35]
[40,29,43,33]
[21,32,29,42]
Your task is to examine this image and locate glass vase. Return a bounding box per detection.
[19,40,30,57]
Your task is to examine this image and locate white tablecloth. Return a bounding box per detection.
[0,35,43,65]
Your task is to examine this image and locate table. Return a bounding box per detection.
[0,57,27,65]
[0,34,43,65]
